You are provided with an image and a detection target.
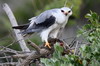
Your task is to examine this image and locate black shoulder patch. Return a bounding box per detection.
[35,16,56,28]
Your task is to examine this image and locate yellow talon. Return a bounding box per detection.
[45,42,51,48]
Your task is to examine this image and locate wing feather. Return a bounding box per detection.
[19,9,58,34]
[34,9,58,24]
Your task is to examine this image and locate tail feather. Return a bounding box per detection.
[22,32,34,39]
[12,23,29,30]
[12,23,35,39]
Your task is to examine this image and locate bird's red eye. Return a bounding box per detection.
[61,10,64,12]
[68,11,71,13]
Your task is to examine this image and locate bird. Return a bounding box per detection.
[12,7,72,48]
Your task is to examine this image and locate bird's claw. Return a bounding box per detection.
[45,42,51,48]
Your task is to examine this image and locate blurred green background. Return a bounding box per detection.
[0,0,100,50]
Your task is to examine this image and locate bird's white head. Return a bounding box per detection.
[60,7,72,17]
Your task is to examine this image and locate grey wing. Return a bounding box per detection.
[27,10,52,29]
[35,10,53,24]
[28,9,58,28]
[27,16,36,29]
[34,9,59,24]
[22,10,57,34]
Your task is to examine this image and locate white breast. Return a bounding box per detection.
[40,10,69,42]
[52,10,66,24]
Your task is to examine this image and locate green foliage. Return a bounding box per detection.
[36,0,82,18]
[78,11,100,66]
[41,43,82,66]
[41,12,100,66]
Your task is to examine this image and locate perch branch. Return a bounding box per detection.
[27,40,40,53]
[21,49,53,66]
[2,3,30,52]
[0,37,78,66]
[21,40,55,66]
[21,38,73,66]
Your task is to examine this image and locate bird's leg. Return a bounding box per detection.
[40,29,52,48]
[50,29,59,39]
[44,41,51,48]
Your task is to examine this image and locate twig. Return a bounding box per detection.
[0,46,18,54]
[74,41,79,55]
[69,37,76,48]
[0,62,18,66]
[2,3,30,52]
[4,53,10,63]
[0,54,29,59]
[0,46,30,54]
[64,0,68,7]
[62,39,70,49]
[27,40,41,53]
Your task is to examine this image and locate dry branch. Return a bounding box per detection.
[0,54,28,59]
[0,38,79,66]
[27,40,40,53]
[0,62,18,66]
[0,46,31,55]
[0,46,18,54]
[2,3,30,52]
[21,40,55,66]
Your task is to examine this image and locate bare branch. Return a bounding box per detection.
[0,62,18,66]
[2,3,30,52]
[27,40,41,53]
[0,54,29,59]
[0,46,18,54]
[21,40,55,66]
[21,48,53,66]
[74,41,79,55]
